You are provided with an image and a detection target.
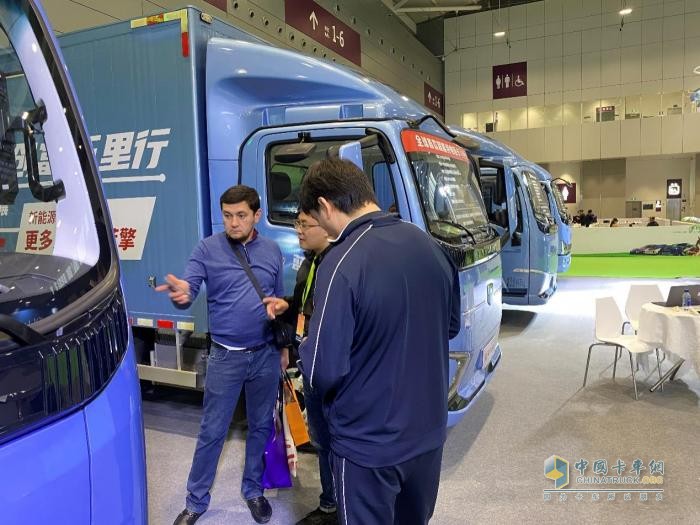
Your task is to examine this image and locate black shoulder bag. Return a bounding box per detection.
[228,239,294,349]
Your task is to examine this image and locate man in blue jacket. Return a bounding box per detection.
[156,185,289,525]
[298,158,460,525]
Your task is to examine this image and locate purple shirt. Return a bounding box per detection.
[183,231,283,348]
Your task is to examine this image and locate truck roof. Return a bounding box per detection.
[448,125,519,160]
[206,37,434,160]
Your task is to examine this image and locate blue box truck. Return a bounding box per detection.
[451,127,559,305]
[59,7,502,425]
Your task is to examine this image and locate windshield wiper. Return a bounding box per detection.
[429,219,476,244]
[473,223,500,239]
[0,314,46,346]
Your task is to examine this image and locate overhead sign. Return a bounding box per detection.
[203,0,226,11]
[556,182,577,204]
[284,0,361,67]
[493,61,527,99]
[424,83,445,117]
[666,179,682,199]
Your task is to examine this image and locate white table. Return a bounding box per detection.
[637,303,700,389]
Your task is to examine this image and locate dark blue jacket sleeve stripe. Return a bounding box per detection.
[306,224,373,390]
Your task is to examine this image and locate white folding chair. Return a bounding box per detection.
[624,284,664,333]
[584,297,661,400]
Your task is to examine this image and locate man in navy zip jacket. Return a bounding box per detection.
[156,186,289,525]
[298,158,461,525]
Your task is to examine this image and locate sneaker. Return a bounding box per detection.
[295,507,338,525]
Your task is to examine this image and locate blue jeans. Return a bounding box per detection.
[185,344,279,513]
[303,375,336,511]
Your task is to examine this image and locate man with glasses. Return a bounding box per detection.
[283,211,335,525]
[156,185,289,525]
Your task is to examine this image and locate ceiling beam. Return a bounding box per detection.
[396,6,482,13]
[381,0,417,33]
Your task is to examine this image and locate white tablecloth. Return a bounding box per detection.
[637,303,700,375]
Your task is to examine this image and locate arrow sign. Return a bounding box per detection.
[285,0,361,66]
[424,83,444,117]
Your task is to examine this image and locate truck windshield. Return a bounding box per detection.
[401,130,490,243]
[0,1,109,327]
[549,183,571,224]
[521,170,554,231]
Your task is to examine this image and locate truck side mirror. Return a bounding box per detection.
[511,231,522,246]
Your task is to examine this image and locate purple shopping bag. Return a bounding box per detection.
[262,380,292,489]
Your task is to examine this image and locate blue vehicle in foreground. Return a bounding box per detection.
[451,128,558,305]
[0,0,146,522]
[527,162,572,273]
[59,7,502,425]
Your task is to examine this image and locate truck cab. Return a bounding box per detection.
[526,162,572,273]
[451,128,558,305]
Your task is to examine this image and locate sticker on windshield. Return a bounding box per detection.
[401,130,468,163]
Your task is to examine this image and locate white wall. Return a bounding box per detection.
[582,159,627,218]
[626,156,694,216]
[44,0,441,105]
[444,0,700,163]
[572,225,699,254]
[543,154,699,218]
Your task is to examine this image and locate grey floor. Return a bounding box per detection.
[144,277,700,525]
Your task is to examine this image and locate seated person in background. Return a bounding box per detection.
[584,209,597,227]
[610,218,619,227]
[647,216,660,227]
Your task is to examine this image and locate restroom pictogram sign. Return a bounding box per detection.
[493,62,527,99]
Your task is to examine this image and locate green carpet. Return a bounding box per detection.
[565,254,700,278]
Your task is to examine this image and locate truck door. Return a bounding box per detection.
[508,167,532,297]
[478,160,528,298]
[239,125,405,295]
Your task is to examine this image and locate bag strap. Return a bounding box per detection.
[226,236,266,303]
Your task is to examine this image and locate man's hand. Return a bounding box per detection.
[262,297,289,319]
[280,347,289,370]
[154,274,191,305]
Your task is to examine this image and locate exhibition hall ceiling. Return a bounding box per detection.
[386,0,544,24]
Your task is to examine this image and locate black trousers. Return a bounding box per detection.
[330,446,444,525]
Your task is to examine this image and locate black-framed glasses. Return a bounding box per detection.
[293,220,321,231]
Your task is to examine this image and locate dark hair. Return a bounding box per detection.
[220,185,260,212]
[299,158,377,214]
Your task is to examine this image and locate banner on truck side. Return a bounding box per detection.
[107,197,156,260]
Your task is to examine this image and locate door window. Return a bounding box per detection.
[266,138,397,226]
